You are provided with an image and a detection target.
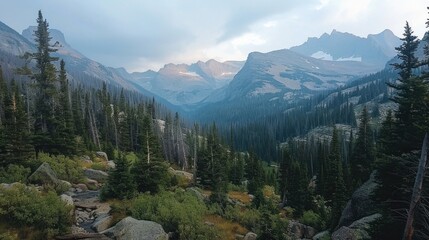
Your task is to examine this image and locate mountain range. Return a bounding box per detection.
[0,19,401,113]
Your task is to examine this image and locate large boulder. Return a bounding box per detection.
[92,214,113,232]
[28,162,59,185]
[102,217,168,240]
[331,214,382,240]
[337,171,378,228]
[244,232,257,240]
[288,221,317,239]
[84,169,108,182]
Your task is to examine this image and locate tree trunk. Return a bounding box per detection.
[403,133,428,240]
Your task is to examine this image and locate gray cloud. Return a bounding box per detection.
[0,0,427,72]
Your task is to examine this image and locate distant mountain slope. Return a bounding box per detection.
[220,49,380,101]
[129,60,244,105]
[21,26,137,90]
[290,29,401,68]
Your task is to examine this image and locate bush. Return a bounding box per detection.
[0,164,31,183]
[90,162,108,171]
[300,210,323,230]
[0,183,72,239]
[222,205,261,230]
[131,190,218,239]
[37,153,83,183]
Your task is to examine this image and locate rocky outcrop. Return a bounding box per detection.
[337,171,379,228]
[313,230,330,240]
[332,213,381,240]
[28,162,59,185]
[102,217,168,240]
[288,221,317,239]
[84,169,108,182]
[96,152,109,161]
[244,232,257,240]
[168,167,193,180]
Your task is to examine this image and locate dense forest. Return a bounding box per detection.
[0,9,429,240]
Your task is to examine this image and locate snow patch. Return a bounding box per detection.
[311,51,333,61]
[220,72,235,76]
[178,71,200,77]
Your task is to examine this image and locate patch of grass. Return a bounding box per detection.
[204,215,248,240]
[228,191,251,205]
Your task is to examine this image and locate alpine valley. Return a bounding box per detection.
[1,7,429,240]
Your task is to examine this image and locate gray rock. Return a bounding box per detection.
[84,169,108,182]
[86,179,99,189]
[94,203,111,217]
[92,214,113,232]
[186,187,206,202]
[60,194,74,206]
[102,217,168,240]
[288,221,317,239]
[75,183,89,192]
[28,162,59,185]
[107,161,116,169]
[331,214,381,240]
[244,232,257,240]
[337,171,379,228]
[313,230,330,240]
[96,152,109,161]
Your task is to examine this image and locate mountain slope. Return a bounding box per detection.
[290,29,400,68]
[130,60,244,105]
[222,49,380,101]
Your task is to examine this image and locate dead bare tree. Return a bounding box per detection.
[403,133,428,240]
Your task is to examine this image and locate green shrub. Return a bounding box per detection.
[131,190,218,239]
[0,164,31,183]
[37,153,83,183]
[300,210,323,230]
[222,205,261,230]
[0,183,72,238]
[91,162,108,171]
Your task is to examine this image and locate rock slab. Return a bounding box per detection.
[102,217,168,240]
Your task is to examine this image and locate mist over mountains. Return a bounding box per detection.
[0,20,401,112]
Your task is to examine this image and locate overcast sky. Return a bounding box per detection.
[0,0,428,72]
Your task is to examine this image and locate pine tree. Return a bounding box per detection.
[350,106,375,188]
[132,114,168,194]
[0,81,34,167]
[31,10,60,154]
[56,59,76,155]
[389,22,427,155]
[101,154,135,200]
[325,127,347,229]
[278,148,291,206]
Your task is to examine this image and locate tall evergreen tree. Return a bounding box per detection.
[0,80,34,167]
[31,10,60,154]
[350,106,375,188]
[56,59,76,155]
[325,127,347,229]
[389,22,427,155]
[278,148,291,206]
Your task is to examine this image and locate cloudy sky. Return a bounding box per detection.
[0,0,428,72]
